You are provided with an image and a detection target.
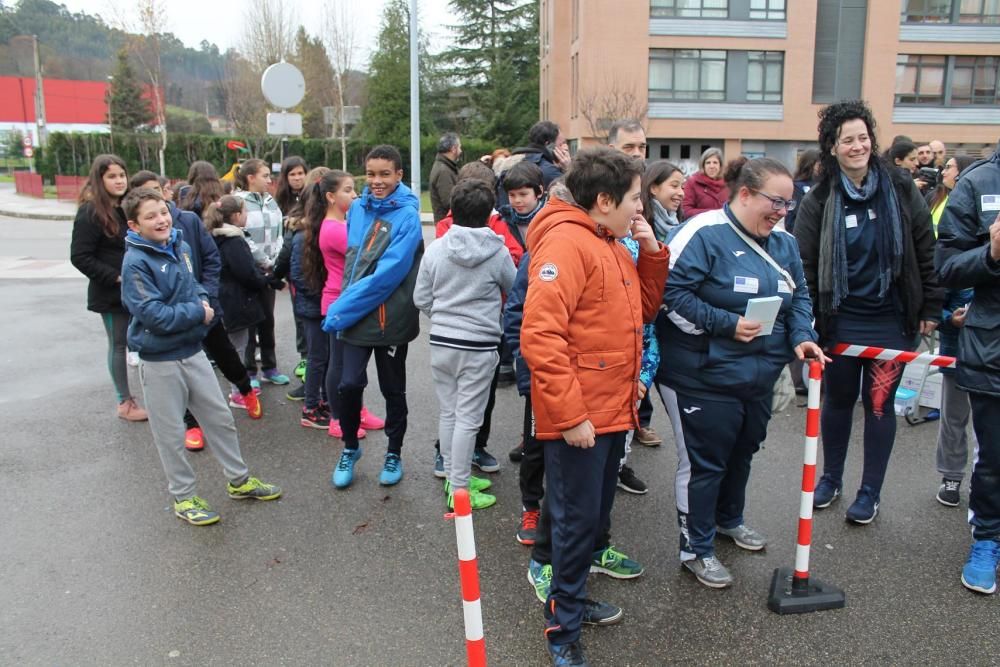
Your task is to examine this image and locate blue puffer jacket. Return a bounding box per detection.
[656,206,817,400]
[936,146,1000,396]
[323,182,424,346]
[289,228,322,320]
[121,229,211,361]
[169,203,221,312]
[503,251,532,397]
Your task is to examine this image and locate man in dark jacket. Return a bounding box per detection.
[496,121,569,209]
[429,133,461,222]
[936,145,1000,595]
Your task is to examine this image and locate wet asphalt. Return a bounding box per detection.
[0,218,995,666]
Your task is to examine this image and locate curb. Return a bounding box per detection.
[0,207,75,221]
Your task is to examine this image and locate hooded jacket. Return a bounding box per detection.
[237,189,283,269]
[413,224,516,348]
[212,223,267,332]
[323,182,424,346]
[436,210,524,267]
[936,147,1000,396]
[682,171,727,221]
[520,197,670,440]
[120,229,211,361]
[169,203,220,311]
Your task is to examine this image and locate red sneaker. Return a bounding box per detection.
[516,508,539,545]
[185,427,204,451]
[328,419,367,440]
[359,406,385,430]
[243,391,263,419]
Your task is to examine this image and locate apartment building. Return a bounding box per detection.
[539,0,1000,172]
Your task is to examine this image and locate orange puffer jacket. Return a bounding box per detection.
[521,197,669,440]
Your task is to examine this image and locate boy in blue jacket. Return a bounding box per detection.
[121,188,281,526]
[323,145,425,488]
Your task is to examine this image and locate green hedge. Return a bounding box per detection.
[37,132,505,189]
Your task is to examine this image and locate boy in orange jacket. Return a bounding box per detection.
[521,147,669,665]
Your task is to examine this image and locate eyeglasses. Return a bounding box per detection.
[753,190,796,212]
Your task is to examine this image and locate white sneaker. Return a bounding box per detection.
[127,351,140,367]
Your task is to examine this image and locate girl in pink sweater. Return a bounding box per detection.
[301,170,385,439]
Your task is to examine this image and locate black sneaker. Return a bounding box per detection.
[937,479,961,507]
[581,599,623,625]
[546,640,589,667]
[617,465,648,494]
[286,384,306,401]
[509,439,524,463]
[497,364,516,386]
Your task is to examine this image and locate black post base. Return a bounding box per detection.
[767,567,846,615]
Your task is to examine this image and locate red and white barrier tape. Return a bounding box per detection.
[449,488,487,667]
[830,343,956,368]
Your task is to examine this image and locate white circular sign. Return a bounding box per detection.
[261,62,306,109]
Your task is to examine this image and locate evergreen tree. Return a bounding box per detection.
[439,0,539,146]
[357,0,432,151]
[289,27,337,139]
[107,48,152,132]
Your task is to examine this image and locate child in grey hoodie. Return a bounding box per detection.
[414,180,517,509]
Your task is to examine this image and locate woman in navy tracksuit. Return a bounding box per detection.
[656,157,824,589]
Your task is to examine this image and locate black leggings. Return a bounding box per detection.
[820,355,906,494]
[185,320,253,429]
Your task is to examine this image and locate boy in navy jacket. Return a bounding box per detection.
[120,188,281,526]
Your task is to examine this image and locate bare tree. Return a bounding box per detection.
[220,51,268,137]
[322,2,358,170]
[240,0,296,72]
[578,77,649,145]
[111,0,169,175]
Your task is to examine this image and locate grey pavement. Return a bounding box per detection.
[0,183,77,221]
[0,218,994,666]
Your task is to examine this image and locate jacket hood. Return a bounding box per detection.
[358,181,420,214]
[125,228,182,255]
[525,196,605,252]
[444,224,506,267]
[212,223,245,239]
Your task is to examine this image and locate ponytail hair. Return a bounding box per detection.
[723,156,791,202]
[203,195,244,230]
[236,158,267,191]
[302,169,353,293]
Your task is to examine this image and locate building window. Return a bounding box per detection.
[747,51,784,101]
[896,54,999,105]
[902,0,1000,23]
[749,0,786,20]
[896,55,946,104]
[650,0,728,19]
[649,49,727,101]
[951,56,1000,104]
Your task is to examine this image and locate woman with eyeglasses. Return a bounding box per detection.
[794,100,943,525]
[656,156,825,588]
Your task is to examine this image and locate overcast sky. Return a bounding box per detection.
[52,0,455,67]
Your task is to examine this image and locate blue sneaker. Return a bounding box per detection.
[845,485,880,524]
[961,540,999,594]
[332,448,361,489]
[379,452,404,486]
[472,447,500,473]
[433,449,446,478]
[261,369,290,385]
[813,475,842,509]
[546,640,589,666]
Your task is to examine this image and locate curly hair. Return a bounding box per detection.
[816,100,880,184]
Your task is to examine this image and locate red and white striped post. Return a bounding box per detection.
[830,343,956,368]
[768,360,846,614]
[447,488,487,667]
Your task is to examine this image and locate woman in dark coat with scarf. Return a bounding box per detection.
[794,100,943,525]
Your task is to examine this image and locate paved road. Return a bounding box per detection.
[0,215,993,666]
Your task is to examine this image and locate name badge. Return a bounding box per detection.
[845,214,858,229]
[734,276,759,294]
[982,195,1000,212]
[777,280,792,294]
[868,209,877,220]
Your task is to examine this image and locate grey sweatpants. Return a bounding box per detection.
[140,351,249,501]
[936,373,977,482]
[430,346,499,489]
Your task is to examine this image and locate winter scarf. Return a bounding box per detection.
[820,162,904,313]
[649,198,680,243]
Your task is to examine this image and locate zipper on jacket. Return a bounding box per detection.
[378,303,386,335]
[366,221,383,252]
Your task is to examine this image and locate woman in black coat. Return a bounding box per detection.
[69,154,147,421]
[794,100,942,525]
